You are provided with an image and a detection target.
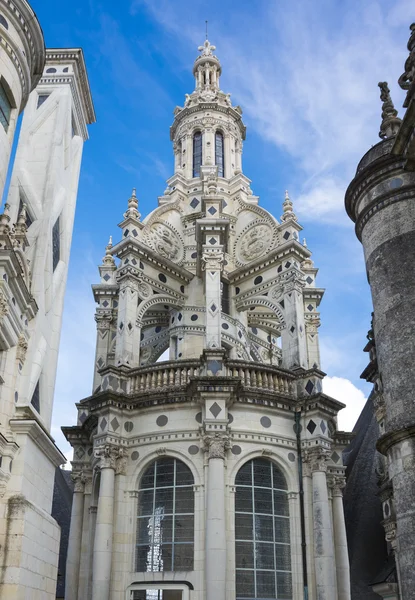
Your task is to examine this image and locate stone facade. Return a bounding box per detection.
[345,23,415,600]
[64,41,353,600]
[0,2,95,598]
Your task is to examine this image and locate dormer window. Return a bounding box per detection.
[193,131,202,177]
[215,131,224,177]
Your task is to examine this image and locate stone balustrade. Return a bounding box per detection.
[128,359,294,397]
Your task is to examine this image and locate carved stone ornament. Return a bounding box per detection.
[137,281,151,299]
[203,433,230,460]
[148,222,183,263]
[72,470,87,493]
[328,475,346,496]
[95,444,127,472]
[236,223,273,264]
[0,290,9,318]
[16,334,28,363]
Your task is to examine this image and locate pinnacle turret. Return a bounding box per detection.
[123,188,141,221]
[281,190,298,222]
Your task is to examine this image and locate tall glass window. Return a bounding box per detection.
[235,458,292,600]
[0,80,12,132]
[52,217,60,272]
[215,131,224,177]
[192,131,202,177]
[136,457,194,572]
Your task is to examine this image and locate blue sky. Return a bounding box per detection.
[29,0,412,460]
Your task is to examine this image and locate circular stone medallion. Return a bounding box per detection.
[156,415,168,427]
[148,222,183,263]
[260,416,272,428]
[236,223,273,264]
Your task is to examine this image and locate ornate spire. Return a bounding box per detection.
[14,203,28,236]
[398,23,415,107]
[378,82,402,139]
[102,235,115,266]
[192,38,222,100]
[123,188,141,221]
[281,190,297,222]
[0,203,11,235]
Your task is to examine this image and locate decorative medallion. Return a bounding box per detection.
[147,222,183,263]
[235,222,274,265]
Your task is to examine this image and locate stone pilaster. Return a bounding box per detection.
[308,448,337,600]
[203,433,230,600]
[329,476,351,600]
[77,474,92,600]
[65,471,86,600]
[115,275,141,367]
[281,274,308,369]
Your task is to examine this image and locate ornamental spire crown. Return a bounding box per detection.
[193,39,222,93]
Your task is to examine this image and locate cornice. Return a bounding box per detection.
[170,101,246,140]
[9,418,65,466]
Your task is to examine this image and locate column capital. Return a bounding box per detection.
[327,475,346,496]
[203,432,230,460]
[72,470,87,493]
[94,444,128,472]
[306,447,330,473]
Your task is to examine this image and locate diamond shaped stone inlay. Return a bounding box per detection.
[208,206,217,215]
[132,229,138,237]
[283,231,290,240]
[320,420,327,434]
[285,261,291,268]
[307,419,317,434]
[305,380,314,394]
[102,300,109,307]
[76,447,85,459]
[100,417,107,431]
[103,273,110,281]
[190,197,200,208]
[132,258,137,265]
[207,360,222,375]
[290,325,295,333]
[306,276,313,284]
[123,229,129,237]
[209,237,216,245]
[111,417,120,431]
[79,412,87,424]
[331,451,340,463]
[209,402,222,418]
[238,331,243,339]
[307,304,313,311]
[210,303,217,312]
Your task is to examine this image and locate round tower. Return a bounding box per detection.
[345,24,415,599]
[0,0,45,199]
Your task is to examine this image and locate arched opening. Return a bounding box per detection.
[136,457,194,573]
[192,131,202,177]
[215,131,224,177]
[235,458,292,599]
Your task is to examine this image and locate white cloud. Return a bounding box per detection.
[323,375,367,432]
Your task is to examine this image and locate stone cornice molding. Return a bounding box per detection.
[170,102,246,140]
[377,424,415,456]
[9,418,65,466]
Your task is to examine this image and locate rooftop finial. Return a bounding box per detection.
[281,190,297,222]
[205,20,208,40]
[102,235,115,266]
[123,187,141,221]
[378,82,402,139]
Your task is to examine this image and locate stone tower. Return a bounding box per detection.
[345,24,415,600]
[0,1,95,597]
[64,40,352,600]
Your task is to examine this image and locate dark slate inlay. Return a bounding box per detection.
[191,252,197,259]
[209,402,222,418]
[251,327,258,334]
[188,445,199,455]
[132,229,138,237]
[288,452,296,462]
[102,300,109,307]
[228,413,234,424]
[140,262,144,269]
[190,197,200,208]
[191,314,198,321]
[103,273,110,282]
[331,451,340,463]
[305,380,314,395]
[210,303,217,312]
[307,304,313,311]
[285,261,291,268]
[260,416,272,428]
[132,258,137,265]
[100,417,108,431]
[290,325,295,333]
[155,326,162,333]
[111,417,120,431]
[124,421,134,433]
[235,287,240,295]
[320,420,327,434]
[123,229,129,237]
[209,237,217,245]
[207,360,222,375]
[277,265,282,273]
[238,331,243,339]
[131,451,139,461]
[156,415,168,427]
[283,231,290,240]
[178,313,182,321]
[254,276,263,285]
[195,412,202,424]
[231,445,242,455]
[307,419,317,434]
[279,300,285,308]
[79,412,87,424]
[208,206,217,215]
[158,273,167,283]
[306,276,313,285]
[180,285,185,293]
[97,357,104,367]
[222,322,229,330]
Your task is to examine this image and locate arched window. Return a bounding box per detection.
[192,131,202,177]
[215,131,224,177]
[136,457,194,572]
[235,458,292,600]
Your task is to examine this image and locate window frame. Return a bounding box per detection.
[234,457,293,600]
[215,130,225,178]
[192,131,202,178]
[0,77,15,133]
[135,457,195,573]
